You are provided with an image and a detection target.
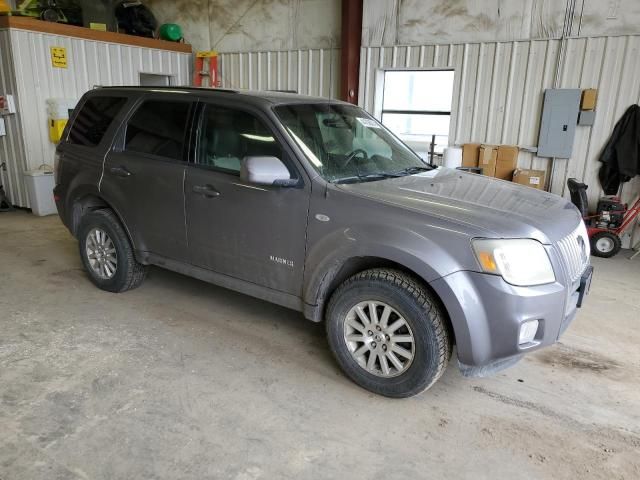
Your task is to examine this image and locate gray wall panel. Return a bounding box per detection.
[219,48,340,99]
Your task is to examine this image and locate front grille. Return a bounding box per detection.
[555,222,590,283]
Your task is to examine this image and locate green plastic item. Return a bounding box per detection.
[159,23,182,42]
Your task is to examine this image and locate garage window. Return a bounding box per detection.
[381,70,454,155]
[68,96,127,147]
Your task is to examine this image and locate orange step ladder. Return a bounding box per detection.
[194,51,220,88]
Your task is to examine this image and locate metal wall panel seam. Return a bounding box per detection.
[297,50,302,95]
[307,50,313,95]
[501,42,519,144]
[470,42,485,140]
[454,43,470,142]
[485,41,500,143]
[319,49,324,96]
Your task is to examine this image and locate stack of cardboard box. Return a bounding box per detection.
[461,143,546,190]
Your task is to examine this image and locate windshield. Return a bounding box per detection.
[274,103,433,183]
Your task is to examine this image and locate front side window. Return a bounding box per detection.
[125,100,191,161]
[197,105,283,174]
[68,96,127,147]
[275,103,430,183]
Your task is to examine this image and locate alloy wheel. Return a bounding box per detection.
[86,228,118,279]
[343,301,415,378]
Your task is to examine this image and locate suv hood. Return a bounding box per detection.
[337,167,582,244]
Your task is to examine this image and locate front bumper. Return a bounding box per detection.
[430,265,592,368]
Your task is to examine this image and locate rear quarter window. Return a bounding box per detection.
[68,96,127,147]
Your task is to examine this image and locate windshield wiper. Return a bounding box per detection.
[332,172,401,184]
[391,165,434,176]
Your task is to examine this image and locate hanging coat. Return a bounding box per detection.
[598,104,640,195]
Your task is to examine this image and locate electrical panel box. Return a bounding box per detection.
[537,89,581,158]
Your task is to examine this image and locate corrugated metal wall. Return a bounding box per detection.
[219,48,340,99]
[0,27,192,208]
[359,35,640,246]
[0,30,29,207]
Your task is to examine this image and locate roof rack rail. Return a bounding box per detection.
[91,85,240,94]
[267,89,298,94]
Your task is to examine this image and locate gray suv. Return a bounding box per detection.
[54,87,593,397]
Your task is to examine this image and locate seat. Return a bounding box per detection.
[567,178,589,218]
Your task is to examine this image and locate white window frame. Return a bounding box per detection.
[373,68,455,157]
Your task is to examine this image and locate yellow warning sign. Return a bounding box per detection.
[50,47,68,68]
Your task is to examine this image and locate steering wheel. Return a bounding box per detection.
[343,149,368,168]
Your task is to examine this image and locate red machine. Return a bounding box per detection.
[568,178,640,258]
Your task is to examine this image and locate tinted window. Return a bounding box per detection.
[197,105,282,174]
[125,100,191,160]
[68,96,127,146]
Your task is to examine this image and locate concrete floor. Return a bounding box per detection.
[1,210,639,480]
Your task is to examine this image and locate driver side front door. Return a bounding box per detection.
[185,102,311,296]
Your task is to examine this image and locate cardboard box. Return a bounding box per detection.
[495,145,519,180]
[462,143,481,168]
[513,169,546,190]
[581,89,597,110]
[478,145,498,176]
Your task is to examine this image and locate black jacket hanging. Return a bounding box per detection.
[598,104,640,195]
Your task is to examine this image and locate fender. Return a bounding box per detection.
[302,222,471,321]
[66,184,142,261]
[64,183,102,234]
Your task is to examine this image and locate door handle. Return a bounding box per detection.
[192,184,220,198]
[110,166,132,178]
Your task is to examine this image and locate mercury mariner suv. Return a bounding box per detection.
[54,87,593,398]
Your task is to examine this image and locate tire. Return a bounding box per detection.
[590,231,621,258]
[78,209,147,292]
[325,269,451,398]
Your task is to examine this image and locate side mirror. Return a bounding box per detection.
[240,156,297,186]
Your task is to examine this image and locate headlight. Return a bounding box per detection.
[472,239,555,286]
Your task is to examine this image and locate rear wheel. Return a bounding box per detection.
[78,209,147,292]
[591,231,621,258]
[325,269,451,398]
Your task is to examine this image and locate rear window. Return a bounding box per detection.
[68,96,127,146]
[124,100,191,161]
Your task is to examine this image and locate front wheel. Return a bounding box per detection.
[325,269,451,398]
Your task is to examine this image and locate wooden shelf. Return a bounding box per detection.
[0,16,192,53]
